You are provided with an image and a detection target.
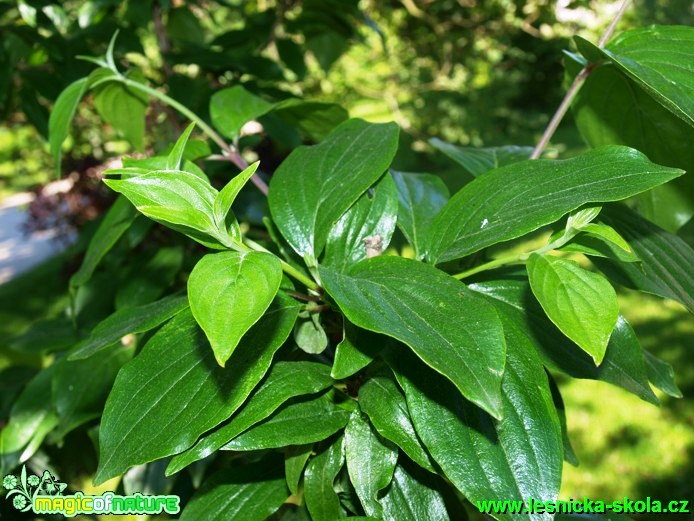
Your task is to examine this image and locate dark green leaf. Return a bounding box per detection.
[323,173,399,271]
[210,85,274,140]
[359,376,436,472]
[320,256,506,419]
[93,74,149,150]
[49,77,89,171]
[180,455,289,521]
[429,138,533,177]
[596,204,694,313]
[345,411,398,517]
[188,251,282,366]
[644,351,682,399]
[166,361,333,475]
[388,314,563,521]
[269,118,399,262]
[285,444,313,495]
[70,196,138,288]
[167,122,196,170]
[273,100,349,141]
[95,297,299,484]
[547,374,579,466]
[527,253,619,365]
[69,294,189,360]
[331,322,382,380]
[221,391,350,451]
[305,436,345,521]
[391,171,449,260]
[427,146,683,263]
[378,463,450,521]
[470,276,658,405]
[115,247,184,308]
[9,317,79,354]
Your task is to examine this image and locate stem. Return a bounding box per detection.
[244,237,320,291]
[530,0,631,159]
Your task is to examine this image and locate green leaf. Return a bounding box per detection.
[120,154,208,181]
[644,351,682,399]
[95,298,299,484]
[104,170,223,248]
[320,256,506,419]
[429,138,533,177]
[213,161,259,239]
[115,247,184,308]
[188,251,282,366]
[210,85,274,140]
[331,322,382,380]
[93,73,149,150]
[9,317,79,354]
[595,204,694,313]
[49,77,89,171]
[388,316,563,521]
[167,122,196,170]
[527,254,619,365]
[269,118,400,262]
[359,376,435,473]
[575,26,694,127]
[294,313,328,354]
[180,455,289,521]
[69,294,189,360]
[378,463,450,521]
[273,100,349,141]
[547,374,579,466]
[285,444,313,495]
[53,344,135,438]
[323,173,399,271]
[305,436,345,521]
[166,361,333,476]
[427,146,683,263]
[558,222,639,263]
[345,411,398,517]
[391,171,449,260]
[470,276,658,405]
[221,391,350,451]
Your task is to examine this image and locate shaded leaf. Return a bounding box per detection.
[49,77,89,171]
[210,85,274,140]
[285,444,313,495]
[331,322,382,380]
[305,436,345,521]
[93,74,149,150]
[644,351,682,399]
[429,138,533,177]
[378,463,450,521]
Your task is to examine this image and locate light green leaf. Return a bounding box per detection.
[320,256,506,419]
[378,463,450,521]
[345,411,398,517]
[575,26,694,127]
[167,122,196,170]
[93,73,149,150]
[49,77,89,171]
[120,154,208,181]
[69,294,189,360]
[221,391,350,451]
[359,376,435,473]
[294,313,328,354]
[166,362,333,476]
[429,138,533,177]
[323,173,399,271]
[188,251,282,366]
[180,455,288,521]
[210,85,274,140]
[527,254,619,365]
[285,444,313,495]
[388,315,563,521]
[213,161,259,239]
[305,436,345,521]
[391,171,449,260]
[269,118,400,262]
[470,276,658,405]
[644,351,682,399]
[558,222,639,263]
[331,322,382,380]
[427,146,683,263]
[95,298,299,484]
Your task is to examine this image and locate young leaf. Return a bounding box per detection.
[378,463,450,521]
[167,122,196,170]
[391,171,449,260]
[166,361,333,476]
[527,253,619,365]
[68,294,189,360]
[210,85,274,140]
[388,315,563,521]
[93,73,149,150]
[49,77,89,171]
[294,313,328,354]
[558,222,640,263]
[359,376,435,473]
[269,118,400,262]
[644,351,682,399]
[213,161,260,238]
[345,411,398,517]
[188,251,282,366]
[179,455,289,521]
[304,436,345,521]
[220,391,351,451]
[320,256,506,419]
[95,298,299,484]
[429,138,533,177]
[427,146,683,263]
[323,173,399,271]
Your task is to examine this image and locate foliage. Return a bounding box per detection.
[1,2,693,521]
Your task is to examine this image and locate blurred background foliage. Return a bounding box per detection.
[0,0,692,519]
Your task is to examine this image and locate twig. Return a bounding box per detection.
[530,0,631,159]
